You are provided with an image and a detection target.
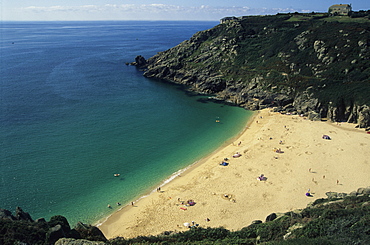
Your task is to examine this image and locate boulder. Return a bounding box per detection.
[363,187,370,195]
[349,191,357,197]
[15,206,33,222]
[308,111,321,121]
[358,105,370,128]
[325,192,338,199]
[46,224,66,245]
[36,217,47,223]
[265,213,277,222]
[0,208,16,220]
[131,55,147,68]
[74,222,107,242]
[252,220,263,225]
[357,188,365,195]
[48,215,71,234]
[55,238,106,245]
[337,193,347,198]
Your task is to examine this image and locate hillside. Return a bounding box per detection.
[134,13,370,128]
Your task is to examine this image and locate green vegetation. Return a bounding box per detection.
[107,195,370,245]
[3,194,369,244]
[147,13,370,111]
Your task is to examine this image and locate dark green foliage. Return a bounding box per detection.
[0,219,46,245]
[265,236,342,245]
[107,195,370,245]
[0,212,106,245]
[2,195,370,244]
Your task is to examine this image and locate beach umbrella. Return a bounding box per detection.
[183,222,190,227]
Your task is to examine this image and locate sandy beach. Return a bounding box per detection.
[99,109,370,239]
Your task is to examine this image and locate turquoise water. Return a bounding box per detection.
[0,21,252,226]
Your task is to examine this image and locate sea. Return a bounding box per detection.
[0,21,253,226]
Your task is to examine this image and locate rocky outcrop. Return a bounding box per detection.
[132,14,370,128]
[0,208,107,245]
[129,55,147,68]
[324,186,370,200]
[74,222,107,242]
[265,213,277,222]
[55,238,106,245]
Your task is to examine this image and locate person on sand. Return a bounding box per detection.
[233,152,241,158]
[257,174,266,181]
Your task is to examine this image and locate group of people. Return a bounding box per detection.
[219,151,243,166]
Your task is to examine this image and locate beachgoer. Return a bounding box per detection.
[117,202,121,206]
[258,174,265,181]
[108,204,111,208]
[131,202,134,206]
[238,141,241,146]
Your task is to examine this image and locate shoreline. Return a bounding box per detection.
[95,110,258,227]
[99,109,370,239]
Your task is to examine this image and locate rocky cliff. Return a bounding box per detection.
[0,207,107,245]
[134,13,370,128]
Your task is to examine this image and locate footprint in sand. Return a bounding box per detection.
[234,173,242,178]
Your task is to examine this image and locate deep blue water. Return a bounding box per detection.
[0,21,252,226]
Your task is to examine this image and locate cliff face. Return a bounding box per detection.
[140,14,370,128]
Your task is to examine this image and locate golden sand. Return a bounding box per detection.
[99,109,370,239]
